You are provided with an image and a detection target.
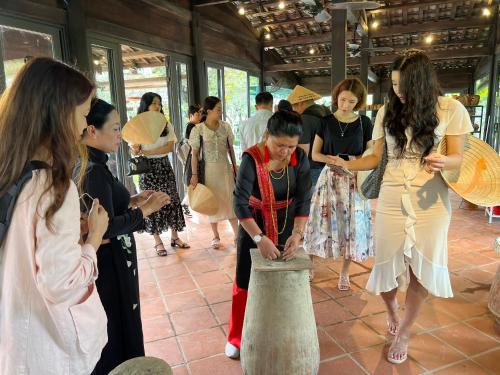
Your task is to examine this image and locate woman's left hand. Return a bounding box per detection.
[424,153,447,173]
[282,233,302,261]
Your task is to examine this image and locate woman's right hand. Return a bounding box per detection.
[141,192,171,216]
[257,236,281,260]
[86,199,109,247]
[190,174,198,188]
[130,144,141,156]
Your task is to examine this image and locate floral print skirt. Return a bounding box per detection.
[139,156,185,234]
[304,166,373,262]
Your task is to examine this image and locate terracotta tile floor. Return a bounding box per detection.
[137,195,500,374]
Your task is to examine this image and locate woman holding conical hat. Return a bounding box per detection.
[330,50,473,364]
[130,92,189,256]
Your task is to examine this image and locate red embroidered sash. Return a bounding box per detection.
[246,145,292,245]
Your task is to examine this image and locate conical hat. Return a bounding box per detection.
[287,85,322,104]
[122,112,166,144]
[438,135,500,207]
[109,356,172,375]
[188,183,219,216]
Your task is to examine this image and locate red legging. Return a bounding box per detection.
[227,282,248,348]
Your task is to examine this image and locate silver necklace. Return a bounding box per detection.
[337,119,349,137]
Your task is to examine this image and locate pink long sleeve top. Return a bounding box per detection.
[0,170,107,374]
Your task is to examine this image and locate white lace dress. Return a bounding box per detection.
[366,97,473,298]
[189,121,237,223]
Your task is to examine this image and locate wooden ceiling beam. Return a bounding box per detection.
[192,0,231,7]
[264,18,489,47]
[370,18,490,38]
[368,0,467,14]
[264,47,489,71]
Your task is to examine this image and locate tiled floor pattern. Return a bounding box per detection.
[136,196,500,374]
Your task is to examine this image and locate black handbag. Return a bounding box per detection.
[360,141,388,199]
[127,155,152,176]
[184,136,205,185]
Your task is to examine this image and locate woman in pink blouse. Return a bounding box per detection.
[0,58,109,374]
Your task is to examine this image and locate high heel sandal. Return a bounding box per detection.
[171,237,190,249]
[154,242,168,257]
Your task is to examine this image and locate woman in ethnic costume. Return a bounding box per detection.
[330,51,473,364]
[304,77,373,288]
[224,110,312,359]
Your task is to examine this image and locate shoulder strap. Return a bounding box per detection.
[0,161,48,246]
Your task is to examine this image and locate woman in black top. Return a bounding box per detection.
[76,99,170,374]
[304,78,373,289]
[225,110,312,359]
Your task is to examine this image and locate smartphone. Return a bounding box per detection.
[79,193,94,214]
[338,153,350,161]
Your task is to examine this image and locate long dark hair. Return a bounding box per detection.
[0,57,94,226]
[267,110,303,138]
[137,92,168,136]
[384,50,441,160]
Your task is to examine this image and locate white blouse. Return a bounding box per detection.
[142,122,177,159]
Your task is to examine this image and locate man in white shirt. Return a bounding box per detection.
[239,92,273,154]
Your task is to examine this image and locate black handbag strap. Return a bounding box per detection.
[0,161,48,246]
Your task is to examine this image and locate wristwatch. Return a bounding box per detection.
[253,233,264,244]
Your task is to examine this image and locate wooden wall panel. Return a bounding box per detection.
[84,0,191,53]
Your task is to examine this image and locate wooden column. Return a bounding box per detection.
[65,0,91,74]
[331,5,347,91]
[191,10,206,103]
[359,34,370,114]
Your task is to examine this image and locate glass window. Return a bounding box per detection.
[177,62,190,134]
[91,46,113,104]
[207,66,221,97]
[265,86,292,110]
[224,67,248,158]
[121,44,170,122]
[121,44,170,190]
[0,25,54,90]
[248,75,260,116]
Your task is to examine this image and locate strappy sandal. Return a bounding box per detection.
[337,274,351,291]
[171,237,190,249]
[387,335,409,365]
[211,237,221,249]
[154,242,168,257]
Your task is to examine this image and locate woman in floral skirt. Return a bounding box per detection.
[131,92,189,256]
[304,78,373,288]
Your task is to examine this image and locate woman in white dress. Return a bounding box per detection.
[189,96,238,248]
[331,50,473,364]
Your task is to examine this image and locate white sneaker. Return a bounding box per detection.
[225,342,240,359]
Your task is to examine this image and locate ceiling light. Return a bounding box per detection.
[265,33,271,40]
[371,20,379,29]
[425,35,433,44]
[482,8,491,17]
[93,59,100,66]
[278,1,285,10]
[309,48,315,55]
[238,6,245,15]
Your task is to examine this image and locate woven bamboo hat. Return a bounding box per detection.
[438,135,500,207]
[287,85,322,105]
[109,356,172,375]
[188,183,219,216]
[122,111,166,144]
